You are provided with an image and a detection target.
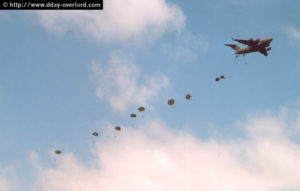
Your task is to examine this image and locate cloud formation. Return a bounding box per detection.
[284,26,300,41]
[34,0,185,43]
[34,111,300,191]
[0,165,15,191]
[91,53,169,112]
[161,31,209,64]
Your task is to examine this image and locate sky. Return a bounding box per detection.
[1,0,300,190]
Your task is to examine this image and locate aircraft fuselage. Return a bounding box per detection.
[235,37,273,55]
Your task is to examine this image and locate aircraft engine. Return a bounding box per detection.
[266,47,271,51]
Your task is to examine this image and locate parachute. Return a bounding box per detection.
[130,113,137,118]
[115,126,121,131]
[54,150,61,155]
[92,132,99,136]
[185,94,191,100]
[168,99,175,105]
[138,107,145,112]
[216,75,231,82]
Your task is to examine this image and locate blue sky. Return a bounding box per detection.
[1,1,300,190]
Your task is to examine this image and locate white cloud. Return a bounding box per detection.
[0,165,16,191]
[34,111,300,191]
[161,31,209,64]
[0,176,10,191]
[91,52,169,112]
[34,0,185,43]
[284,26,300,41]
[296,116,300,131]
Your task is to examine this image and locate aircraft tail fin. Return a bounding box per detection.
[225,44,241,51]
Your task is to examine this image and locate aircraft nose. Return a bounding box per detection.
[269,37,273,42]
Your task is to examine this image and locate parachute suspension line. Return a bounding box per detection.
[234,55,239,64]
[91,131,99,145]
[167,98,175,109]
[138,106,145,118]
[242,55,248,65]
[130,113,136,127]
[265,55,268,63]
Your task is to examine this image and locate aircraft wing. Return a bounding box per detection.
[232,38,258,46]
[258,48,268,56]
